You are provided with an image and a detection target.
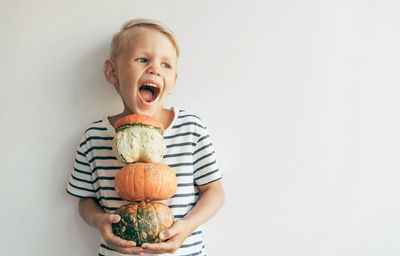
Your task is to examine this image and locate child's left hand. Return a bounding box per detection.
[141,219,194,254]
[142,180,225,254]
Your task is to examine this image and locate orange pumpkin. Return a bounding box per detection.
[115,162,177,202]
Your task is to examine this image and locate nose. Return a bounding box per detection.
[146,63,161,77]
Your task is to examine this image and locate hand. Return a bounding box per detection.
[141,219,194,254]
[96,213,144,255]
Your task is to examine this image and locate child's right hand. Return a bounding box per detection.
[96,213,144,255]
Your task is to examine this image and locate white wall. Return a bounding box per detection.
[1,0,399,255]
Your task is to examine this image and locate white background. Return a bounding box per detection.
[1,0,400,255]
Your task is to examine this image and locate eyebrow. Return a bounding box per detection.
[135,50,176,61]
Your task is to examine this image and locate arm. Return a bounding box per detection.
[78,198,144,255]
[142,179,225,254]
[181,179,225,230]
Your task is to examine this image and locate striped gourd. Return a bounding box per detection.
[112,202,174,246]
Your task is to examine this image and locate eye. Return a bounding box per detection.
[161,63,171,68]
[136,58,148,63]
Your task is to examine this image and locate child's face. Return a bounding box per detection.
[113,27,178,117]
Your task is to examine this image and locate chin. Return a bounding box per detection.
[127,98,164,117]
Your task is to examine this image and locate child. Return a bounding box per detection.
[66,18,225,256]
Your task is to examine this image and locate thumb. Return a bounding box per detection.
[159,225,178,240]
[109,214,121,224]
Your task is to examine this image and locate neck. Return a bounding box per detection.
[153,107,174,130]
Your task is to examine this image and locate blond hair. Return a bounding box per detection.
[109,18,179,62]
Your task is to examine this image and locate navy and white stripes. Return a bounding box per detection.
[66,108,221,256]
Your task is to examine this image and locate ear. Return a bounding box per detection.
[169,73,178,95]
[103,60,119,85]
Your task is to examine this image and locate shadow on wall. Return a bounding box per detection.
[70,40,123,127]
[60,40,122,255]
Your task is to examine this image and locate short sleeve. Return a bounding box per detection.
[66,145,97,198]
[192,126,222,186]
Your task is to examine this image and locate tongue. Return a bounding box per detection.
[139,88,154,102]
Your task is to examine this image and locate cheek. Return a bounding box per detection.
[164,73,176,84]
[120,85,138,101]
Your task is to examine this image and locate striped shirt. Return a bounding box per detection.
[66,108,222,256]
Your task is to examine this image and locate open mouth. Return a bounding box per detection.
[139,82,160,103]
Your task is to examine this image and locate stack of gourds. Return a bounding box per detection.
[111,114,177,246]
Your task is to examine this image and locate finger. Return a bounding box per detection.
[159,225,179,240]
[143,239,181,254]
[109,245,144,255]
[141,242,172,254]
[108,214,121,224]
[106,235,137,248]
